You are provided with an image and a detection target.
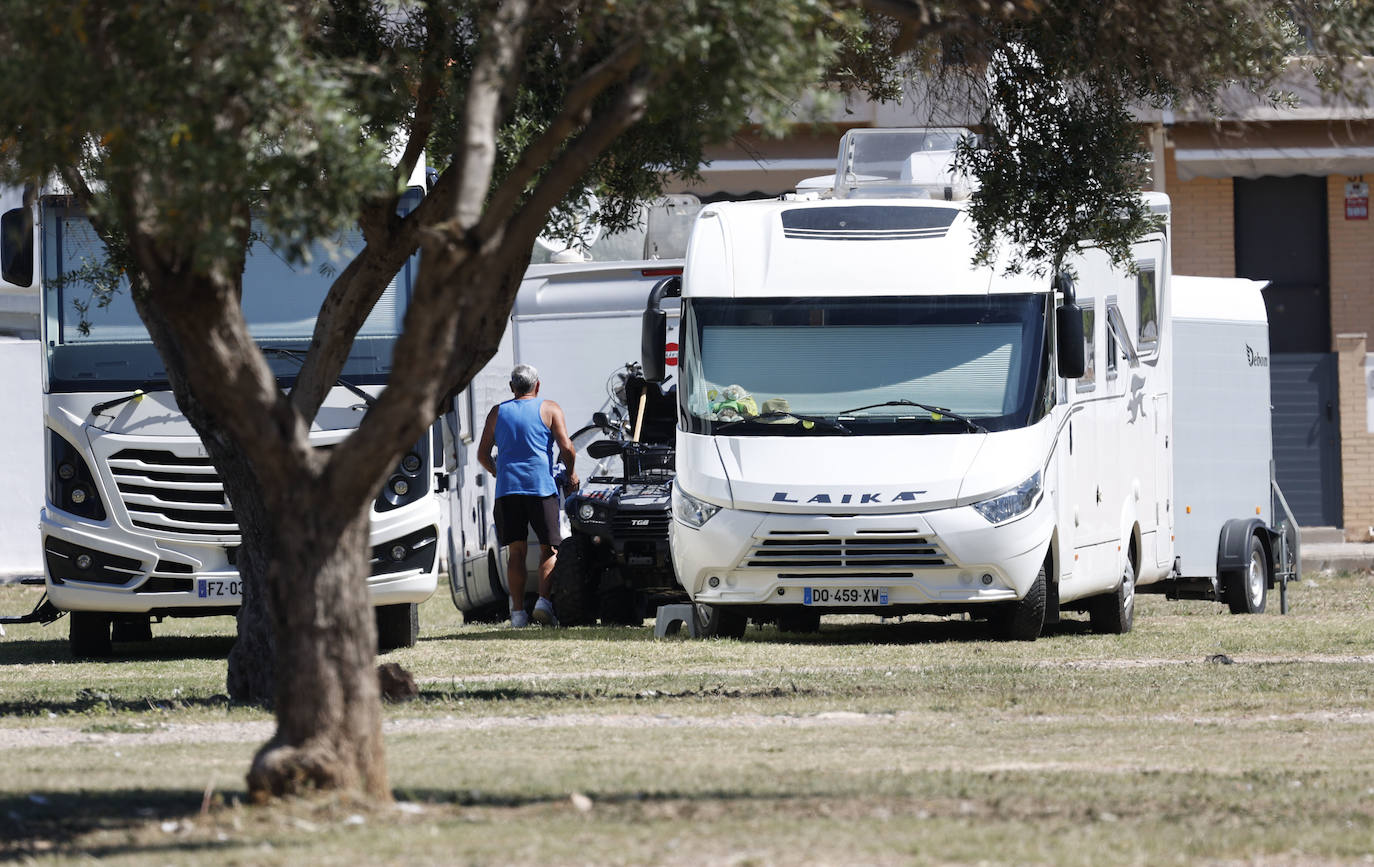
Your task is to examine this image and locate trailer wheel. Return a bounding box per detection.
[694,603,747,639]
[990,566,1046,641]
[1225,535,1268,615]
[776,608,821,634]
[1089,557,1135,634]
[69,611,113,659]
[550,535,597,626]
[376,603,420,651]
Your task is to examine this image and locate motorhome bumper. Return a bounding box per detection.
[671,495,1053,607]
[40,510,438,613]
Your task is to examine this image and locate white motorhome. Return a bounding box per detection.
[444,197,695,622]
[643,128,1296,639]
[0,169,441,655]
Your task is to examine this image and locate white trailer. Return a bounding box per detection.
[642,128,1296,639]
[443,198,695,621]
[1165,276,1299,612]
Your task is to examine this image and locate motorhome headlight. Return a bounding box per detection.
[971,471,1042,524]
[47,429,107,521]
[375,434,430,513]
[672,484,721,529]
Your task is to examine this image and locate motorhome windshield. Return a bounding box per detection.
[40,189,423,392]
[679,294,1050,436]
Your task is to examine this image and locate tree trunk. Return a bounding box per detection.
[226,540,276,705]
[244,498,389,802]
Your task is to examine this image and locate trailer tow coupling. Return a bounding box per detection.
[0,584,64,636]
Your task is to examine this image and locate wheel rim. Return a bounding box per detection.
[1246,547,1266,609]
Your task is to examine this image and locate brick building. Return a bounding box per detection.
[670,80,1374,535]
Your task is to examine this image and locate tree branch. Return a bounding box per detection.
[478,37,645,231]
[449,0,534,230]
[504,69,655,252]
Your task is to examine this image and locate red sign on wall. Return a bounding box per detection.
[1346,181,1369,221]
[665,342,679,367]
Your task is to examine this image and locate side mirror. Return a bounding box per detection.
[1,207,34,288]
[587,439,624,459]
[592,411,611,429]
[1056,303,1086,379]
[641,275,681,383]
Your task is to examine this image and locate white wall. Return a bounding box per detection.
[0,338,42,577]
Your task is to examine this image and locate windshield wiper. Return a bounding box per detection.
[91,382,159,416]
[714,410,850,434]
[261,346,376,408]
[837,400,987,434]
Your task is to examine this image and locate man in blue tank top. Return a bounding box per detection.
[478,364,579,627]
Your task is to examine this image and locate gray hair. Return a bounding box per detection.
[510,363,539,395]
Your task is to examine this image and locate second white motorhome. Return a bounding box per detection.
[642,129,1296,639]
[443,198,695,622]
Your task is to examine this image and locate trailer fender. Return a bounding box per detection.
[1216,518,1271,586]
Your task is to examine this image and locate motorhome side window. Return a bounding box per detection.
[1137,262,1158,352]
[1077,306,1095,392]
[1105,295,1118,380]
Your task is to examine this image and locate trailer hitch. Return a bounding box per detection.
[0,591,64,636]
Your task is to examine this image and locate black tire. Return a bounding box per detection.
[376,603,420,651]
[462,601,509,624]
[1089,556,1136,634]
[693,603,747,639]
[776,608,821,634]
[550,535,597,626]
[70,611,113,659]
[1226,534,1269,614]
[111,617,153,643]
[600,587,644,626]
[990,566,1046,641]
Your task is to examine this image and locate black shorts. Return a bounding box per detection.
[494,494,563,547]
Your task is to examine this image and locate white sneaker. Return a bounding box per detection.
[532,597,558,626]
[510,609,529,628]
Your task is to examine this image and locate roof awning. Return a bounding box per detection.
[1174,145,1374,181]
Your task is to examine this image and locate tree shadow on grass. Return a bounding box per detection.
[2,788,207,860]
[0,633,237,666]
[757,614,1097,646]
[0,690,236,718]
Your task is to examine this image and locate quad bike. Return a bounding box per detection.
[551,374,685,625]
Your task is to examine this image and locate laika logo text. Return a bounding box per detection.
[1246,344,1269,367]
[772,490,926,504]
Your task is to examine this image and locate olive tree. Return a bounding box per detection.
[1,0,1366,803]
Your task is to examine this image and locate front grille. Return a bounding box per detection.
[107,449,239,540]
[613,512,670,540]
[740,528,950,571]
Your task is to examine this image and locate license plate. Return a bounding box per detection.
[196,578,242,600]
[802,587,889,606]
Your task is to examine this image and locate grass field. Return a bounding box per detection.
[1,573,1372,865]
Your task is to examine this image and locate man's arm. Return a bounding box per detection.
[477,406,500,477]
[545,401,579,490]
